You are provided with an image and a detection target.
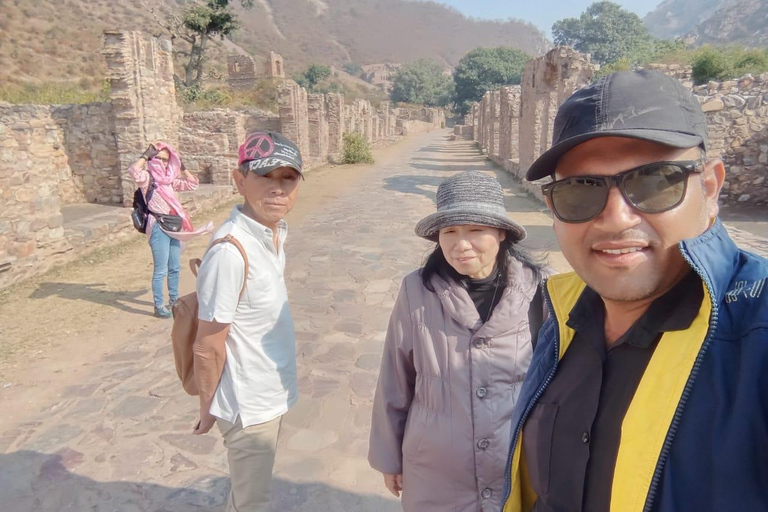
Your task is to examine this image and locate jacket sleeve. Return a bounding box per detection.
[129,161,150,188]
[173,172,199,192]
[368,277,416,475]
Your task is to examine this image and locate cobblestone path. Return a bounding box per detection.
[5,128,765,512]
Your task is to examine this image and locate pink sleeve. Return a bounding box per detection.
[173,175,199,192]
[129,161,150,187]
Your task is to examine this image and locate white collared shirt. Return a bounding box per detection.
[196,205,298,427]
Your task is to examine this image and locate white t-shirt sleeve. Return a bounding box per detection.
[196,243,246,323]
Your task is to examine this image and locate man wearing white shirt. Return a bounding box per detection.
[193,131,304,512]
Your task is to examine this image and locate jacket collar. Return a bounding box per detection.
[678,217,739,305]
[431,255,540,333]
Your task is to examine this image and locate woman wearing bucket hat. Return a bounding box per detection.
[368,171,548,512]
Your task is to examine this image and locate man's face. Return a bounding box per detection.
[550,137,725,302]
[233,166,301,228]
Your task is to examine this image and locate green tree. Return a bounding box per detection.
[552,1,653,66]
[152,0,254,87]
[453,47,530,116]
[390,59,454,107]
[342,62,363,77]
[296,64,332,91]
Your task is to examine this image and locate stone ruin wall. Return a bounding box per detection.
[694,73,768,204]
[464,46,768,205]
[0,30,446,289]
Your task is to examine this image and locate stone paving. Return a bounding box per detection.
[3,129,767,512]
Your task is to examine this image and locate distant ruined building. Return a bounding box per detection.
[226,51,285,90]
[360,63,401,92]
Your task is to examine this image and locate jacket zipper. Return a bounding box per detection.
[503,281,560,505]
[641,248,719,512]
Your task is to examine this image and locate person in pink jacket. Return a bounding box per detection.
[129,142,200,318]
[369,171,547,512]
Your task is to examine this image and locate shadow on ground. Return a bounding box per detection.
[28,282,155,317]
[0,450,399,512]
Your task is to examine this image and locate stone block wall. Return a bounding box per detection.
[179,109,248,187]
[52,103,120,205]
[0,104,70,285]
[694,73,768,204]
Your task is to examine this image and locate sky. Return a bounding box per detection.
[435,0,663,36]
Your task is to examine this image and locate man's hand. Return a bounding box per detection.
[141,143,159,161]
[383,473,403,498]
[193,409,216,435]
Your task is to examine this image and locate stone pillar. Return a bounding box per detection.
[102,30,182,206]
[499,85,522,172]
[307,93,329,163]
[471,103,480,142]
[490,90,501,158]
[519,47,594,180]
[482,92,492,153]
[278,81,310,162]
[326,93,344,159]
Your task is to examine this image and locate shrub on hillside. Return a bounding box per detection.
[342,133,374,164]
[692,46,768,84]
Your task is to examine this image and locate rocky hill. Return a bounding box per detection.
[643,0,740,38]
[643,0,768,45]
[683,0,768,46]
[0,0,549,89]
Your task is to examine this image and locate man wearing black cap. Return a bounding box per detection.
[502,71,768,512]
[192,131,304,512]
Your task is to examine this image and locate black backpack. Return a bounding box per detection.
[131,175,156,234]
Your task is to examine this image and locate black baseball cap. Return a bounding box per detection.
[526,70,709,181]
[237,131,304,178]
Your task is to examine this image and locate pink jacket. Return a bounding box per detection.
[369,255,544,512]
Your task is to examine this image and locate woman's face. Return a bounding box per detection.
[438,224,506,279]
[156,149,170,168]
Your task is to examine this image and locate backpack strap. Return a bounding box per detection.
[189,234,250,298]
[528,281,544,352]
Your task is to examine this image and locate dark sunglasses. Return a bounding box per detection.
[541,160,705,223]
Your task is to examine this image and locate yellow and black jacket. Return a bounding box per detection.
[502,219,768,512]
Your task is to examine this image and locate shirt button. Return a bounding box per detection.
[477,439,490,450]
[476,387,488,398]
[473,338,486,349]
[582,431,590,444]
[481,488,492,499]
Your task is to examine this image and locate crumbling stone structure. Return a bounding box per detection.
[227,54,258,90]
[265,51,285,79]
[694,73,768,204]
[326,94,345,156]
[518,47,594,182]
[467,46,768,205]
[103,30,183,206]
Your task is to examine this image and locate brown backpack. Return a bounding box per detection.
[170,234,249,396]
